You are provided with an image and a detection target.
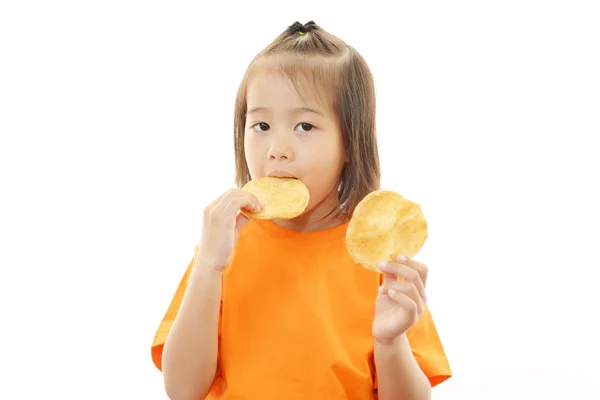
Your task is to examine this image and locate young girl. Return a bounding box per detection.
[151,21,451,400]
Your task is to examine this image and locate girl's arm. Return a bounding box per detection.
[375,334,432,400]
[161,261,222,400]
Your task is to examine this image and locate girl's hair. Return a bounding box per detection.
[233,21,380,219]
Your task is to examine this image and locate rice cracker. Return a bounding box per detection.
[241,177,309,220]
[346,190,428,272]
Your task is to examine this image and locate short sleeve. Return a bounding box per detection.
[150,244,223,372]
[404,306,452,386]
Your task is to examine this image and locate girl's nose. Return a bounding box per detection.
[268,135,294,161]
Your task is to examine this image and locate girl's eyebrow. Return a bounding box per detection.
[246,107,324,117]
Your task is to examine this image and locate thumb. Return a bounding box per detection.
[234,211,251,234]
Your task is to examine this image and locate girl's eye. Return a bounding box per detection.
[253,122,270,132]
[251,122,314,132]
[296,123,314,132]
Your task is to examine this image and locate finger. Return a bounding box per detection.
[234,211,251,243]
[379,280,425,315]
[379,278,422,304]
[381,272,397,286]
[396,255,429,287]
[215,188,236,203]
[387,288,421,324]
[380,272,399,295]
[204,188,236,213]
[235,210,251,231]
[222,192,263,216]
[379,261,426,301]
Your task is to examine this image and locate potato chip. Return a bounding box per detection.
[241,177,310,220]
[346,190,428,272]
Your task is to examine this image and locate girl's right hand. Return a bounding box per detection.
[197,189,263,273]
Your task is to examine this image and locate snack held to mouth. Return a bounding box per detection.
[346,190,428,272]
[241,177,310,220]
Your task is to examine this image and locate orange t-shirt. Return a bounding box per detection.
[151,219,451,399]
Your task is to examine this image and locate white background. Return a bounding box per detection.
[1,1,599,399]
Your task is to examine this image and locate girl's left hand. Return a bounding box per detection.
[372,255,428,345]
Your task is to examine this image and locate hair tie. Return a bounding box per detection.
[288,21,317,36]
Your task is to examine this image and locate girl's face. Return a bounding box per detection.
[244,71,348,229]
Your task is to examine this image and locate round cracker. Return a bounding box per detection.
[346,190,428,273]
[241,177,310,220]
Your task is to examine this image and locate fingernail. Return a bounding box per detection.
[388,289,397,297]
[396,254,407,263]
[378,285,386,293]
[378,261,388,269]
